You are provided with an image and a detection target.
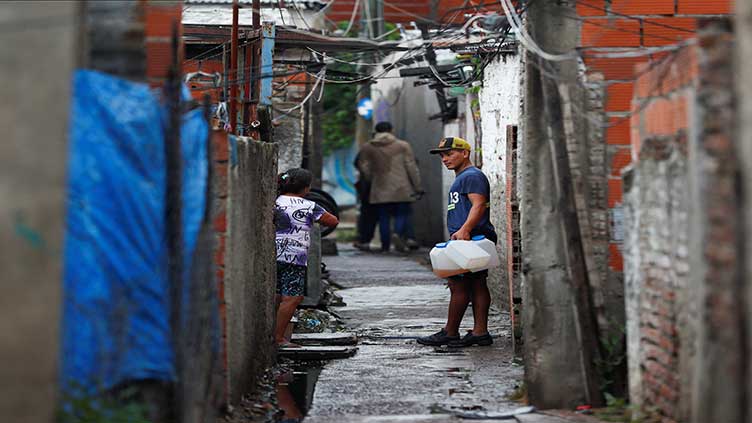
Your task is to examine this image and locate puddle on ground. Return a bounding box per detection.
[275,364,322,422]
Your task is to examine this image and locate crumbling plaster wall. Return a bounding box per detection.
[478,53,521,310]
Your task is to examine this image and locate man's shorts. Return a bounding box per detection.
[276,261,307,296]
[448,269,488,283]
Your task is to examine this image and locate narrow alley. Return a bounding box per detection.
[306,245,522,420]
[5,2,749,423]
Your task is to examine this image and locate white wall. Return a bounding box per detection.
[478,53,522,309]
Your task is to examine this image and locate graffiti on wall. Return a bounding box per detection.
[322,142,358,208]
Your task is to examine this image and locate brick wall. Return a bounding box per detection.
[577,0,732,276]
[623,20,739,422]
[625,43,696,423]
[145,0,183,87]
[210,129,231,404]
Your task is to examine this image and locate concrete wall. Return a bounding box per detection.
[478,53,522,311]
[225,137,278,404]
[0,3,78,421]
[737,2,752,420]
[372,61,446,246]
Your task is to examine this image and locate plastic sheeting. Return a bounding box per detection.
[62,70,208,393]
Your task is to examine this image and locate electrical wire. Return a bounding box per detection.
[278,69,326,112]
[277,0,287,26]
[500,0,578,62]
[341,0,362,36]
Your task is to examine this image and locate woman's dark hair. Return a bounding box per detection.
[278,168,313,195]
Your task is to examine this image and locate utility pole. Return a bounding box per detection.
[521,0,604,408]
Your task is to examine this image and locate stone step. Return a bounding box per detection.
[291,332,358,346]
[277,345,358,360]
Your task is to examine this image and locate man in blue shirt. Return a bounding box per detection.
[417,137,497,347]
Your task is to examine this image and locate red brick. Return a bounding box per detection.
[214,235,226,267]
[608,178,623,208]
[213,209,227,233]
[677,0,733,15]
[673,95,688,132]
[608,242,623,271]
[212,130,229,162]
[584,56,645,80]
[644,18,697,47]
[631,111,642,162]
[576,0,607,16]
[213,161,229,197]
[644,98,675,136]
[146,41,172,79]
[606,82,634,112]
[612,0,675,15]
[581,19,641,47]
[145,3,182,38]
[607,117,631,145]
[611,148,633,176]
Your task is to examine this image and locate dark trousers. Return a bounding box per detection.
[376,202,409,251]
[357,200,379,244]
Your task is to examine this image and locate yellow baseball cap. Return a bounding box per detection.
[429,137,472,154]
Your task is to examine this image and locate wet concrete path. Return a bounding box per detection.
[304,244,525,422]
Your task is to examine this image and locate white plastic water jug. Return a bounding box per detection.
[429,242,467,278]
[445,239,490,270]
[429,236,501,278]
[467,235,500,272]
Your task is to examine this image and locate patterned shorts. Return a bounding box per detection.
[276,261,307,297]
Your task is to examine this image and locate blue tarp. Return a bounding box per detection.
[62,70,208,393]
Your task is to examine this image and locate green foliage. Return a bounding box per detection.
[321,67,357,156]
[321,21,405,156]
[595,320,627,396]
[465,85,481,95]
[593,393,633,422]
[381,22,403,41]
[58,387,152,423]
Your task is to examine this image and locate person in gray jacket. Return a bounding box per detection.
[357,122,422,252]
